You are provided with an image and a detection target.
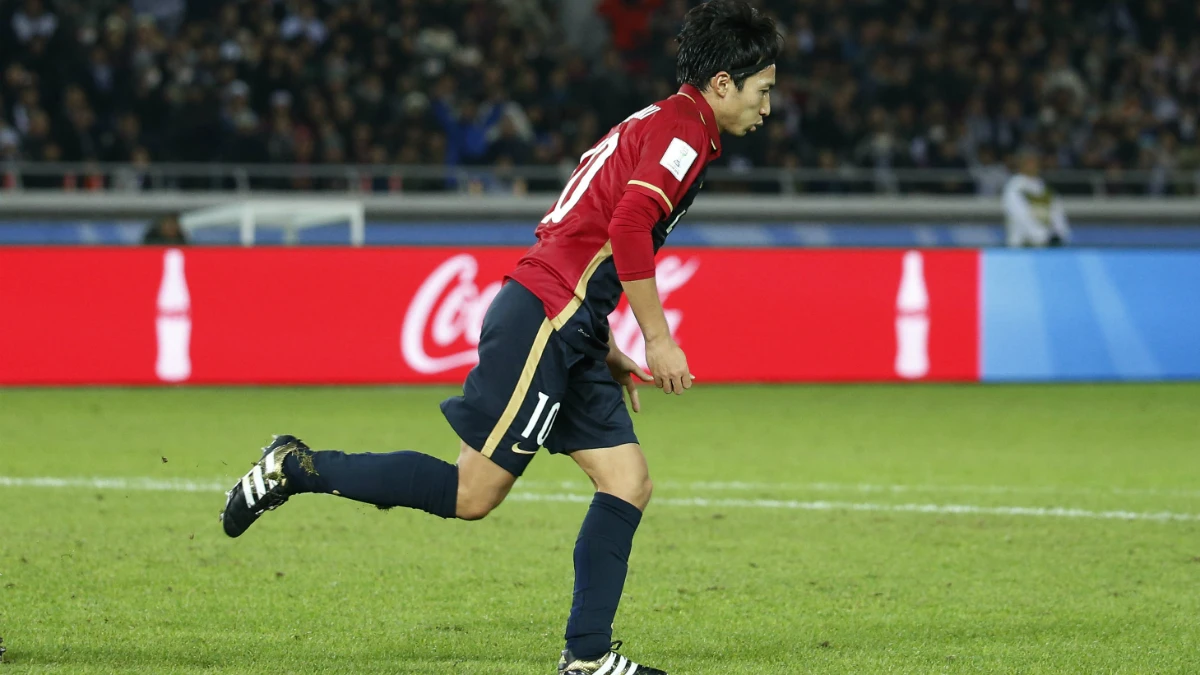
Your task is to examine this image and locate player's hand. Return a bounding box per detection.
[607,348,654,413]
[645,335,693,395]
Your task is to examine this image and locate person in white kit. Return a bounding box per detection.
[1003,150,1071,247]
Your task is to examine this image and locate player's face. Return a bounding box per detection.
[725,65,775,137]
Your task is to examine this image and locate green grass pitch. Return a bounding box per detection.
[2,383,1199,674]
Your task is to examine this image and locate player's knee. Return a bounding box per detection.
[636,476,654,508]
[456,504,492,521]
[641,476,655,505]
[602,473,653,511]
[455,496,495,521]
[455,487,503,521]
[454,441,516,521]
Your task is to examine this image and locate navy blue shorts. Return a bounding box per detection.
[440,281,638,477]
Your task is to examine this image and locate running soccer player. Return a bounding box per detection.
[220,2,779,672]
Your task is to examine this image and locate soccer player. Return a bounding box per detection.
[220,2,779,672]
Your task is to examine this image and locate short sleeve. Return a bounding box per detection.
[626,120,711,216]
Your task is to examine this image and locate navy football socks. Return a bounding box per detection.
[564,492,644,660]
[282,449,458,519]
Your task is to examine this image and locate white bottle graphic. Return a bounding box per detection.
[155,249,192,382]
[894,250,930,379]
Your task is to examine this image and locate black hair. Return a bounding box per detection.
[676,0,782,91]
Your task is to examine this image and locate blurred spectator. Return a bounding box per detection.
[807,149,848,194]
[432,93,501,167]
[279,2,327,46]
[0,121,18,157]
[132,0,185,36]
[469,154,528,195]
[0,0,1196,195]
[11,0,57,44]
[599,0,663,54]
[932,139,971,195]
[973,145,1010,197]
[142,214,188,245]
[113,146,152,191]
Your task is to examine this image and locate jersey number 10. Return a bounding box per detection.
[541,134,621,224]
[540,103,662,225]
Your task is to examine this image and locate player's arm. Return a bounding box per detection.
[623,276,692,395]
[610,190,671,344]
[608,190,689,395]
[609,121,707,395]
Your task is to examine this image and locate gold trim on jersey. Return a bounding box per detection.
[675,92,719,150]
[480,318,554,459]
[628,180,675,212]
[678,91,699,119]
[549,241,613,330]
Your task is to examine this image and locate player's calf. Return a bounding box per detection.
[563,445,653,662]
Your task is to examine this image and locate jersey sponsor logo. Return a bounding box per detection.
[659,138,698,181]
[402,254,696,374]
[401,254,501,374]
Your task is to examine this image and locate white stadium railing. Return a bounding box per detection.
[2,160,1199,196]
[2,161,1199,224]
[1,191,1199,224]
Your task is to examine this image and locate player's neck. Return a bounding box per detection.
[698,90,726,135]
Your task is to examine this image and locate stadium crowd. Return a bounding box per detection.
[1,0,1199,193]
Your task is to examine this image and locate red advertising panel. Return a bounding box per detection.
[0,247,979,385]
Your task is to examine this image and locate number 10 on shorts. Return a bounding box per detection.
[521,392,560,445]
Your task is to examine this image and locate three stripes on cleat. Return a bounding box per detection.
[585,654,639,675]
[240,449,283,509]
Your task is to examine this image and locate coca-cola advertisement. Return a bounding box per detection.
[0,247,980,385]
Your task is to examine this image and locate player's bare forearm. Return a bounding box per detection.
[622,277,693,394]
[621,277,672,346]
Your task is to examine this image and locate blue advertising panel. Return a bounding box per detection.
[982,250,1200,381]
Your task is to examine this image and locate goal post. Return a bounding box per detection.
[179,199,366,246]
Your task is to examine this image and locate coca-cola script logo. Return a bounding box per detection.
[401,254,502,374]
[401,253,699,374]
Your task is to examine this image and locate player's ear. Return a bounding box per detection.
[710,72,731,98]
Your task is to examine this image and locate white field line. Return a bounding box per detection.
[5,476,1195,499]
[521,479,1200,499]
[0,476,228,492]
[1,476,1198,522]
[507,493,1200,522]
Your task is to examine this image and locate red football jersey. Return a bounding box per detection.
[508,84,723,328]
